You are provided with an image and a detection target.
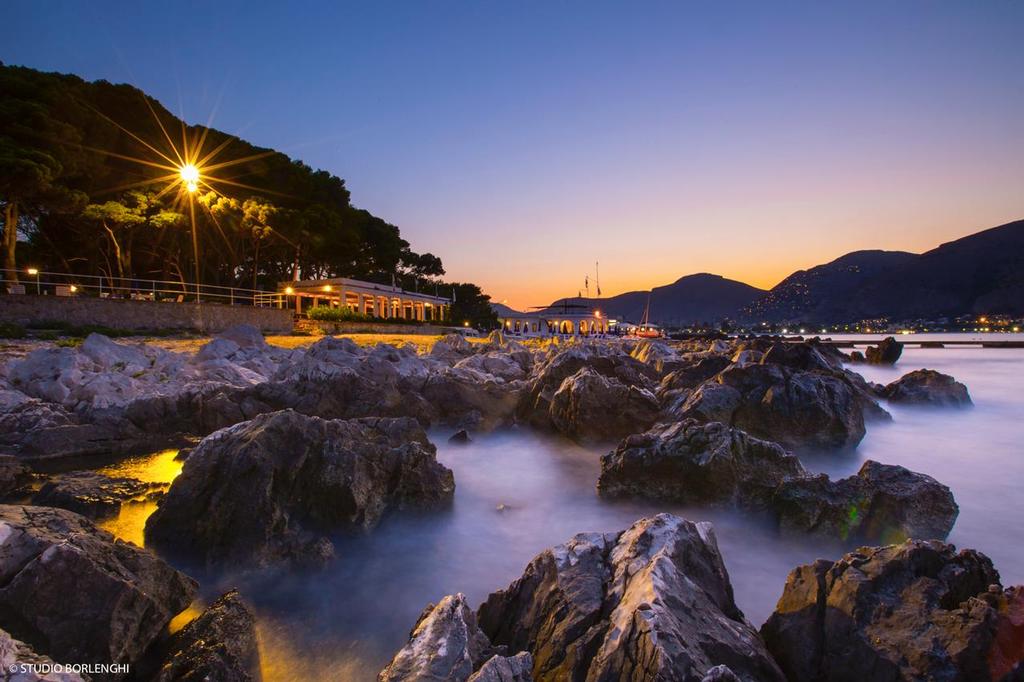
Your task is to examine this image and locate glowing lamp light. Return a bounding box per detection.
[69,285,78,293]
[594,310,601,318]
[284,286,294,295]
[27,268,39,276]
[179,164,200,193]
[463,321,470,327]
[322,284,332,292]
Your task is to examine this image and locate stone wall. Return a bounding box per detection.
[0,295,293,333]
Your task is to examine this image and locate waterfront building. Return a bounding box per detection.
[277,277,451,322]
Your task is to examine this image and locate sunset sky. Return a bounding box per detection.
[8,1,1023,309]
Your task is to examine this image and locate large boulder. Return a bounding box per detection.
[32,471,162,519]
[680,362,884,450]
[145,409,455,568]
[761,540,1024,681]
[548,366,660,443]
[379,593,530,682]
[155,590,261,682]
[519,346,658,427]
[0,627,85,682]
[0,505,196,668]
[598,420,806,506]
[477,514,785,682]
[770,459,959,543]
[865,336,903,365]
[883,369,972,407]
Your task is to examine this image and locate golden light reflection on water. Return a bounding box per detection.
[256,618,370,682]
[95,449,183,547]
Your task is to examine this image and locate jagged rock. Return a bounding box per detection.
[883,369,972,407]
[379,593,526,682]
[218,324,268,351]
[680,363,884,450]
[598,420,806,506]
[520,346,658,427]
[848,349,866,363]
[0,505,196,667]
[770,460,958,543]
[449,429,472,445]
[548,366,660,443]
[467,653,533,682]
[145,409,455,568]
[0,627,85,681]
[420,368,522,431]
[865,336,903,365]
[762,540,1023,681]
[658,355,732,393]
[0,454,32,498]
[760,341,842,372]
[455,351,531,382]
[32,471,162,520]
[478,514,785,682]
[155,590,261,682]
[629,340,681,373]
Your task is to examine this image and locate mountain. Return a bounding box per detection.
[546,273,766,324]
[741,250,918,323]
[744,219,1024,323]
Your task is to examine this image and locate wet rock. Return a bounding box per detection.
[0,454,32,498]
[155,590,261,682]
[883,368,972,407]
[761,540,1020,681]
[0,627,85,681]
[770,459,959,543]
[598,420,806,506]
[548,366,660,443]
[848,349,866,363]
[32,471,161,520]
[379,593,525,682]
[145,409,455,568]
[680,362,884,450]
[865,336,903,365]
[478,514,785,682]
[449,429,472,445]
[0,505,196,668]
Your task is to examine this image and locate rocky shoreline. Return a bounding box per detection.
[0,327,1017,680]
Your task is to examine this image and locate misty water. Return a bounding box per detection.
[98,339,1024,681]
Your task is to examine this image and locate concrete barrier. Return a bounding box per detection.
[0,295,293,333]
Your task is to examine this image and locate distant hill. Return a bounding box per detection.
[741,250,918,323]
[743,219,1024,323]
[546,273,766,324]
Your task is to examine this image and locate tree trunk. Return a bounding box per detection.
[101,221,126,293]
[3,202,19,283]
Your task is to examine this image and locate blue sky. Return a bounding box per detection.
[7,1,1024,306]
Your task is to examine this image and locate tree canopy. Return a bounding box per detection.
[0,64,464,299]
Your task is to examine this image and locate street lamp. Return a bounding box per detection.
[26,268,40,295]
[180,164,200,194]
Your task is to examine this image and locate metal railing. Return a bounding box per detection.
[1,268,278,308]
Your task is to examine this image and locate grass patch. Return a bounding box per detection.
[0,322,26,339]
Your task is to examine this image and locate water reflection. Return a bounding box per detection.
[94,449,182,547]
[77,347,1022,682]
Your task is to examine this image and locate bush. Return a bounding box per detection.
[55,337,84,348]
[0,322,26,339]
[307,306,375,323]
